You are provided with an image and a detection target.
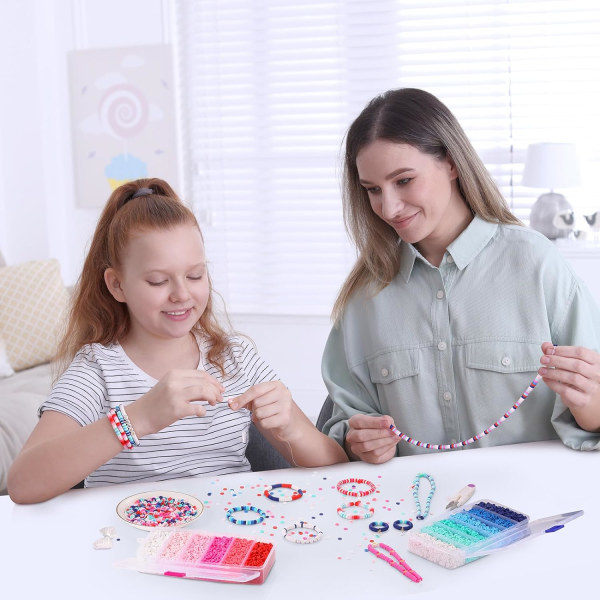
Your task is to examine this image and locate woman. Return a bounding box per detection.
[321,88,600,463]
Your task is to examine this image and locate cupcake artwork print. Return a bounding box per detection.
[68,45,179,207]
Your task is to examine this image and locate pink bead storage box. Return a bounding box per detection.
[130,529,276,584]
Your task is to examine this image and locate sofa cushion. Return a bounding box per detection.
[0,363,52,494]
[0,259,69,371]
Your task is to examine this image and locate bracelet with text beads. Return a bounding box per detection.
[336,477,376,497]
[337,500,375,520]
[283,521,323,544]
[263,483,304,502]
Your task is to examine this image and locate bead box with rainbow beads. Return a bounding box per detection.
[127,529,275,584]
[408,499,530,569]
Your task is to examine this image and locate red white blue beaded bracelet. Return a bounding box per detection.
[226,505,267,525]
[283,521,323,544]
[263,483,304,502]
[369,521,389,533]
[336,477,376,498]
[337,500,375,520]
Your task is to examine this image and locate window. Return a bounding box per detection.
[175,0,600,315]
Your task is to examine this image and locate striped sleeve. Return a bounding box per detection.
[230,337,278,387]
[39,346,108,426]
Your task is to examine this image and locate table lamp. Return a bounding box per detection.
[521,143,581,239]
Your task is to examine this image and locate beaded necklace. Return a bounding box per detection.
[411,473,435,520]
[390,373,543,450]
[367,542,422,583]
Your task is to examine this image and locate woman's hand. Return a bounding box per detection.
[229,381,295,440]
[127,369,225,437]
[345,414,398,463]
[539,342,600,431]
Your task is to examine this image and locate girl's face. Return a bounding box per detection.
[105,224,210,342]
[356,140,465,250]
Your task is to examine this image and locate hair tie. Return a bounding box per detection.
[131,187,154,199]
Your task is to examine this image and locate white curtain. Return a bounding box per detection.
[174,0,600,315]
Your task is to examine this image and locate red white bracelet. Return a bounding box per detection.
[336,478,376,497]
[107,409,133,450]
[337,500,375,520]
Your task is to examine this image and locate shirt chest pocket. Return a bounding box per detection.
[367,348,419,384]
[466,341,540,374]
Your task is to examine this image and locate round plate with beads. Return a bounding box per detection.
[116,490,204,531]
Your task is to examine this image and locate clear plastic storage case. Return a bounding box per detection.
[123,528,276,584]
[408,499,530,569]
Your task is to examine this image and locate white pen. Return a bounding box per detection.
[446,483,476,510]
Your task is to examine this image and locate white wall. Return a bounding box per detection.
[0,0,168,282]
[1,1,600,423]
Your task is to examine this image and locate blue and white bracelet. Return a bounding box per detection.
[226,505,267,525]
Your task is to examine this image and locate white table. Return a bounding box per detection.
[0,440,596,599]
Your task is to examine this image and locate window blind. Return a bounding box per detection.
[174,0,600,315]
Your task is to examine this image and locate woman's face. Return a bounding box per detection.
[356,140,465,249]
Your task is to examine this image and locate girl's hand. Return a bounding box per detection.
[127,369,225,437]
[345,414,398,464]
[539,342,600,429]
[229,381,295,440]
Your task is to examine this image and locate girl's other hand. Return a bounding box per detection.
[229,381,295,440]
[539,342,600,409]
[127,369,225,437]
[345,414,398,463]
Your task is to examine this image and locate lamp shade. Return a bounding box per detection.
[521,143,581,189]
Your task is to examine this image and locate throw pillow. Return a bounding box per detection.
[0,259,70,371]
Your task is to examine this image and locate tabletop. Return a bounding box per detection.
[0,440,596,598]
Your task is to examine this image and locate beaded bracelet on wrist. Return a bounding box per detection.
[226,505,267,525]
[283,521,323,544]
[336,478,376,498]
[337,500,375,521]
[117,404,140,446]
[114,405,138,448]
[263,483,304,502]
[107,409,132,450]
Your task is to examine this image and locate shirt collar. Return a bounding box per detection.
[398,215,498,282]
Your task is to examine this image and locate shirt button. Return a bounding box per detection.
[501,356,511,366]
[443,392,452,402]
[437,341,447,351]
[447,255,454,264]
[436,290,445,299]
[381,368,389,377]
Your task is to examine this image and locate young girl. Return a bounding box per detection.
[8,178,347,503]
[321,88,600,463]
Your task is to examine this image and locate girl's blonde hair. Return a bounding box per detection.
[55,178,230,377]
[333,88,521,321]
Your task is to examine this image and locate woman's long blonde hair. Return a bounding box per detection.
[55,178,230,378]
[333,88,521,322]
